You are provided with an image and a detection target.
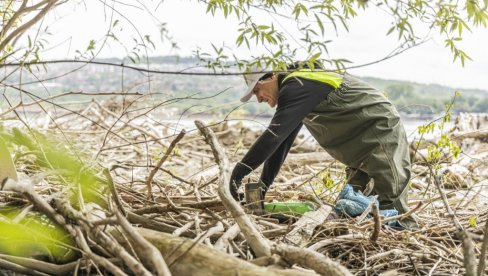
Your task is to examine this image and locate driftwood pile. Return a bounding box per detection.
[0,99,487,275]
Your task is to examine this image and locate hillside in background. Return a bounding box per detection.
[362,77,488,115]
[2,56,487,117]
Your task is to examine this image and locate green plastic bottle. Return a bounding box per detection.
[263,201,316,216]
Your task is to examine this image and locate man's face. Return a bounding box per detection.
[252,75,279,108]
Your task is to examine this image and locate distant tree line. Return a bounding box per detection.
[384,83,488,115]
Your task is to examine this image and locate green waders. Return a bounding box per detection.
[301,72,417,228]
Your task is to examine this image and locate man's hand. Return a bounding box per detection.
[229,179,242,201]
[230,162,253,201]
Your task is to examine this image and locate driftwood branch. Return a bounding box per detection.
[0,254,82,276]
[1,178,127,276]
[104,168,126,216]
[0,258,49,276]
[272,243,352,276]
[115,210,172,276]
[54,199,152,276]
[214,223,241,251]
[194,120,271,257]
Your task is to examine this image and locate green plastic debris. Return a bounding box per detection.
[263,201,317,216]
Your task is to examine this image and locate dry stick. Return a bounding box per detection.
[192,221,224,244]
[54,199,151,276]
[418,153,462,229]
[173,221,195,237]
[183,176,218,196]
[365,249,431,263]
[272,243,353,276]
[132,199,222,215]
[479,220,488,276]
[358,202,423,230]
[94,100,169,149]
[104,168,126,216]
[214,223,241,252]
[73,226,128,276]
[0,254,80,276]
[126,212,182,236]
[370,203,381,242]
[145,130,186,200]
[1,178,127,276]
[194,120,271,257]
[160,168,194,185]
[0,258,48,276]
[355,200,374,224]
[416,153,478,275]
[417,236,464,263]
[307,233,366,252]
[115,210,172,276]
[0,101,22,117]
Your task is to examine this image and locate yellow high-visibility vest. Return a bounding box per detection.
[282,69,343,88]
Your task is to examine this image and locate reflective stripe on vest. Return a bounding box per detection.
[282,70,343,89]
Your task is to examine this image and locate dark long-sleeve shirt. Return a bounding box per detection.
[230,74,335,198]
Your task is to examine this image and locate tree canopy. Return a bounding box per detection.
[1,0,488,72]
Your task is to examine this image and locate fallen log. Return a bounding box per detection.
[112,228,317,276]
[451,129,488,141]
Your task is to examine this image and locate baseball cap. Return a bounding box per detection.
[240,66,267,102]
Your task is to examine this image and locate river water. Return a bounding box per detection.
[160,115,453,142]
[2,111,451,142]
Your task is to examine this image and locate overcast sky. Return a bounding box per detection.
[41,0,488,90]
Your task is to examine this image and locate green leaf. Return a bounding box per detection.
[386,26,395,36]
[314,13,325,35]
[144,35,155,49]
[469,215,477,228]
[309,52,321,62]
[87,39,95,51]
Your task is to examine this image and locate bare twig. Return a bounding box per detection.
[192,221,224,244]
[145,130,186,200]
[370,203,381,242]
[115,210,172,276]
[0,258,48,276]
[214,223,241,251]
[104,168,126,216]
[0,254,80,276]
